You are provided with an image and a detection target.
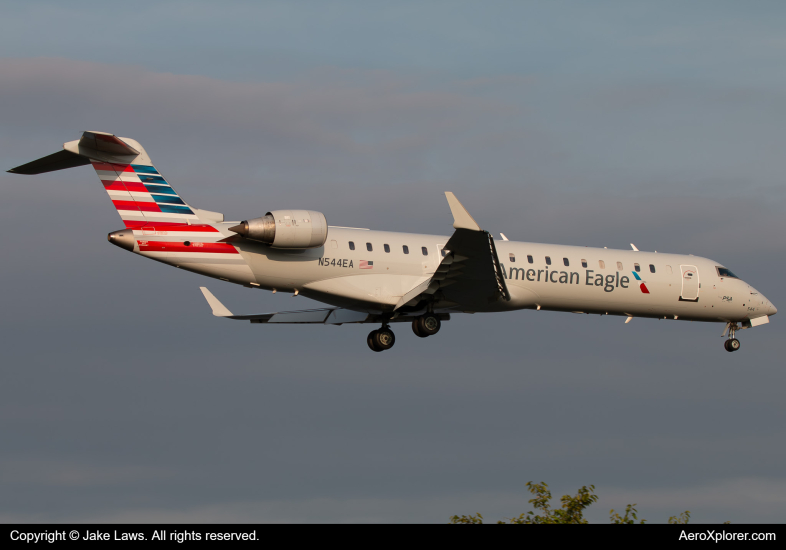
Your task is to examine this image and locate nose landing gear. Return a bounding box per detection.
[723,323,741,352]
[724,339,741,352]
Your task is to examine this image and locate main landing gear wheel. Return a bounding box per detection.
[368,328,395,352]
[368,330,382,352]
[412,314,441,337]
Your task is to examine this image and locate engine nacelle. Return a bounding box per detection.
[230,210,327,248]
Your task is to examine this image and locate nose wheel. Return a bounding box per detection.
[724,338,741,352]
[723,323,741,352]
[367,326,395,352]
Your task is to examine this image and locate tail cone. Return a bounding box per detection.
[108,229,136,252]
[229,222,248,236]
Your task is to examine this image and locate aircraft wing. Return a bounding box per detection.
[394,193,510,310]
[200,287,372,324]
[200,287,450,325]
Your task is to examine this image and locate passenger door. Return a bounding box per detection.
[680,265,699,302]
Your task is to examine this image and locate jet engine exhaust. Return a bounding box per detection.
[229,210,327,249]
[229,214,275,243]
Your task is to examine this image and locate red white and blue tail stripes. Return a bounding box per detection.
[92,158,254,283]
[93,161,197,225]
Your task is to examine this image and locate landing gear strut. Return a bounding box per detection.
[412,314,441,338]
[367,325,395,352]
[724,323,741,352]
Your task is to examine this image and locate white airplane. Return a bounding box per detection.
[10,131,776,352]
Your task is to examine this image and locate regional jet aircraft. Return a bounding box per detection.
[9,132,777,352]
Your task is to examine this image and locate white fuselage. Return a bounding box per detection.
[145,225,775,324]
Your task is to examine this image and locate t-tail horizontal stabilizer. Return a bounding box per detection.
[8,131,144,174]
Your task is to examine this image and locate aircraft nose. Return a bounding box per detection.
[769,302,777,316]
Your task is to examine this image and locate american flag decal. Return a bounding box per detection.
[359,260,374,269]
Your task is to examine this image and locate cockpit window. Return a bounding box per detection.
[716,267,739,279]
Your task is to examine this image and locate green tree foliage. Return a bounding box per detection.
[449,482,692,524]
[668,511,691,524]
[609,503,645,524]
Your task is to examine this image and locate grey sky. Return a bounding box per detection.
[1,1,785,523]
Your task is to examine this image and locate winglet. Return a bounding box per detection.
[444,192,481,231]
[200,287,233,317]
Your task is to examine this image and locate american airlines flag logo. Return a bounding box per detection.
[359,260,374,269]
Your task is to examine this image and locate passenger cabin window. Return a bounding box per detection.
[616,261,623,270]
[665,265,673,275]
[563,258,569,267]
[441,248,448,257]
[366,243,373,252]
[649,264,656,273]
[384,244,390,253]
[545,256,552,265]
[581,259,588,268]
[634,263,641,272]
[716,267,739,279]
[509,253,516,263]
[421,246,428,256]
[527,255,534,264]
[599,260,605,269]
[403,245,409,254]
[348,241,355,251]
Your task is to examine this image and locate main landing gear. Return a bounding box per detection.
[366,314,443,352]
[724,323,741,352]
[367,326,396,352]
[412,314,441,338]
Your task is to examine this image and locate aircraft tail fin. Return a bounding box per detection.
[8,131,224,227]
